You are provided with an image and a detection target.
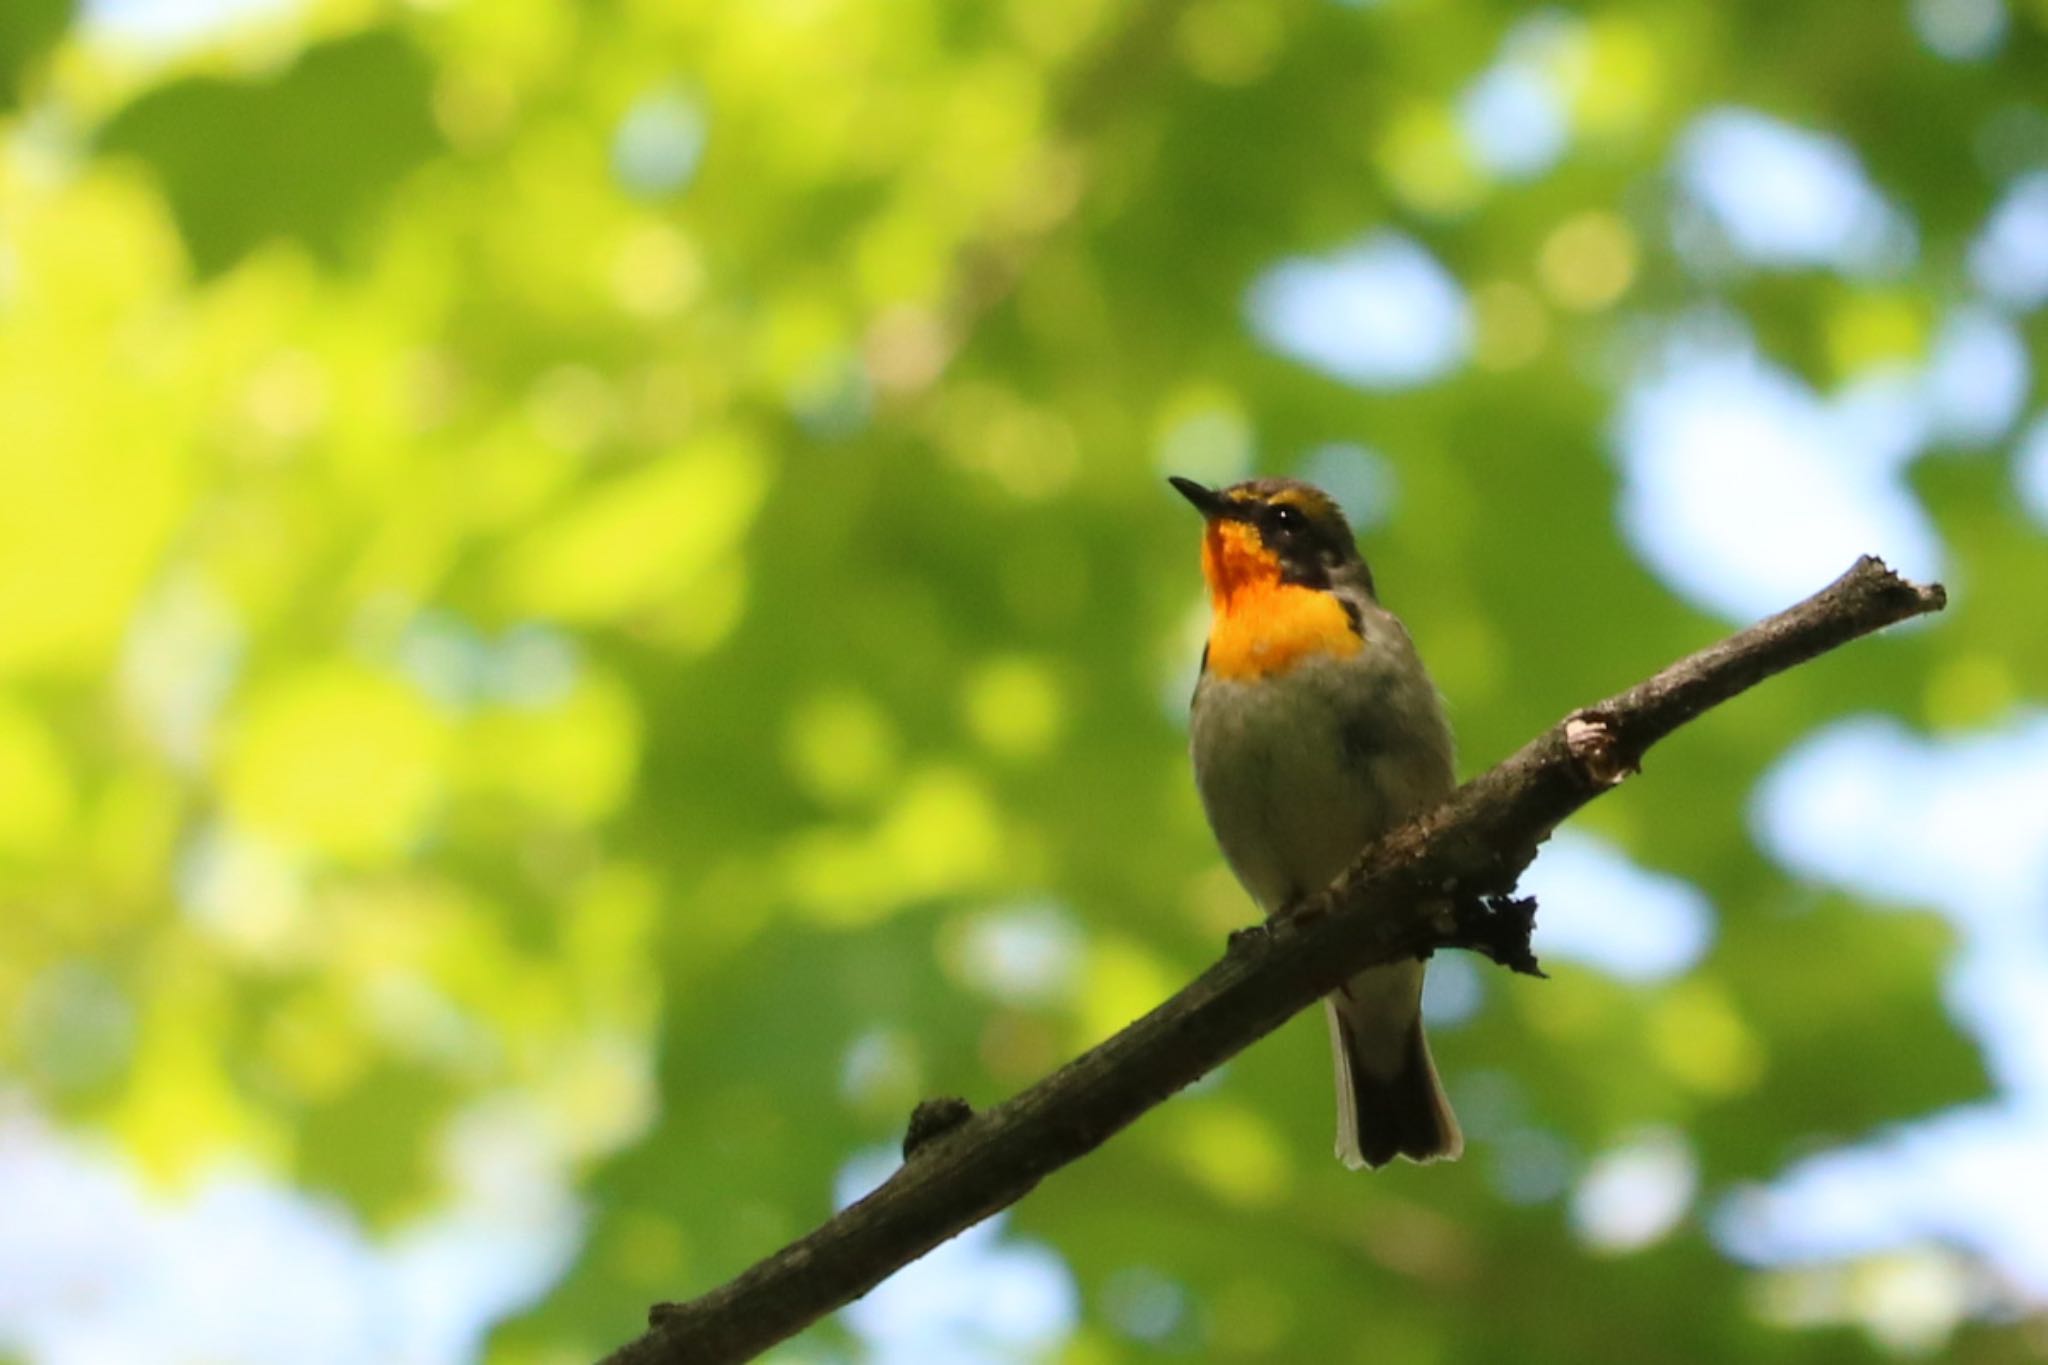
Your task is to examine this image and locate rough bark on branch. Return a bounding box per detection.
[601,556,1946,1365]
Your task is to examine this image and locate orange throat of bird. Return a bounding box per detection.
[1200,520,1361,681]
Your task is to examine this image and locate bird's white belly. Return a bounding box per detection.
[1189,660,1394,915]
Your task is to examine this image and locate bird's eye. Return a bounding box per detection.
[1269,504,1306,534]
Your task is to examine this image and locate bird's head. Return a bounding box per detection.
[1169,476,1373,607]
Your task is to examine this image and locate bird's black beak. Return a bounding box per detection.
[1168,476,1227,518]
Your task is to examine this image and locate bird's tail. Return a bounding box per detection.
[1325,982,1462,1170]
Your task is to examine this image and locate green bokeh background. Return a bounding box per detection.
[2,0,2045,1361]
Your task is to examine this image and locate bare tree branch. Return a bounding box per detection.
[600,556,1946,1365]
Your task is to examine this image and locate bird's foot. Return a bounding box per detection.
[1226,922,1270,956]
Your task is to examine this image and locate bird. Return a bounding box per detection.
[1172,474,1462,1169]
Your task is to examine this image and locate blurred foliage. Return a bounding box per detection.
[1,0,2045,1363]
[0,0,72,110]
[99,30,442,276]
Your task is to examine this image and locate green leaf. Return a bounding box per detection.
[0,0,71,111]
[98,29,440,276]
